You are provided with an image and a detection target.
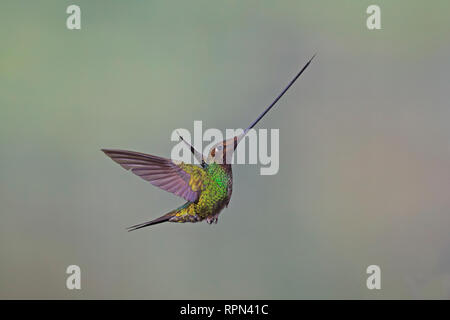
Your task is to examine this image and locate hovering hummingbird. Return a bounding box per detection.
[102,55,315,231]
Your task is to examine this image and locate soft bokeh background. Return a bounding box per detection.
[1,0,450,299]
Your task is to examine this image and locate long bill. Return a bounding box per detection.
[232,54,316,149]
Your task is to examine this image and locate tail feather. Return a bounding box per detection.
[126,202,191,231]
[127,214,173,231]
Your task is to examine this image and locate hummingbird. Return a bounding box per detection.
[102,55,315,231]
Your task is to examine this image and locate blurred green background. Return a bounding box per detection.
[1,0,450,299]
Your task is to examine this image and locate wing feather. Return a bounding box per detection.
[102,149,203,202]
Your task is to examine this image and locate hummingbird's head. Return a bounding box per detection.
[207,134,244,165]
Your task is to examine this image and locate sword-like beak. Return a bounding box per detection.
[210,54,315,165]
[237,54,315,147]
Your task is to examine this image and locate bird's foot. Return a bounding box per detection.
[206,214,219,224]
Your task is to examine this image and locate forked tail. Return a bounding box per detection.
[127,202,191,231]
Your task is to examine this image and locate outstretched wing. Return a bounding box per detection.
[102,149,204,202]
